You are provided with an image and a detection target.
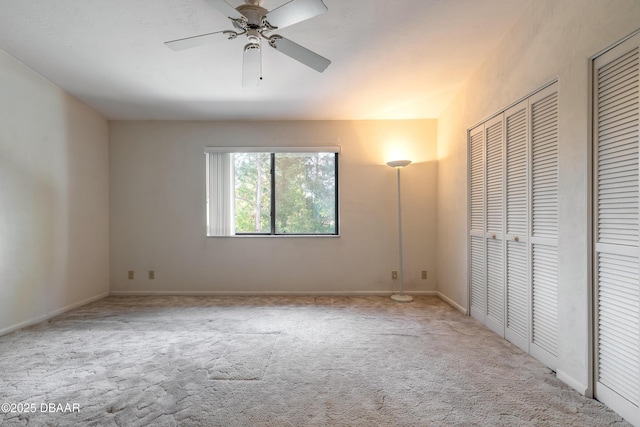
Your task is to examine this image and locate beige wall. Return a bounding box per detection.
[0,49,110,335]
[109,119,437,295]
[436,0,640,394]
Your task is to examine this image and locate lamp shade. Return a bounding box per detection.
[386,160,412,168]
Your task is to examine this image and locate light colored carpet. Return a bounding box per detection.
[0,295,629,426]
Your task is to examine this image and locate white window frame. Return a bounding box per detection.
[205,146,341,237]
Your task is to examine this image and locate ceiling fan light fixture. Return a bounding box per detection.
[243,42,262,87]
[246,29,261,44]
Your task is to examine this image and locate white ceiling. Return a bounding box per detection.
[0,0,530,120]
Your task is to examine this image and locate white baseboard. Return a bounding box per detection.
[437,292,468,314]
[556,369,589,396]
[416,291,439,296]
[109,290,441,297]
[0,292,109,337]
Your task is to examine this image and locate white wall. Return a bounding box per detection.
[436,0,640,394]
[109,119,437,295]
[0,49,110,335]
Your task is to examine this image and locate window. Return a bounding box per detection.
[206,147,339,236]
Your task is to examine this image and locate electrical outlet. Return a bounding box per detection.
[149,270,155,280]
[391,270,398,280]
[128,270,134,280]
[421,270,428,280]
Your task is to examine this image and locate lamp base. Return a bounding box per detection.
[390,294,413,303]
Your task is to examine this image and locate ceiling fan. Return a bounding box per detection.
[165,0,331,86]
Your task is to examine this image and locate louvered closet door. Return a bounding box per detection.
[529,84,559,370]
[593,33,640,426]
[485,115,505,336]
[469,124,487,323]
[504,101,530,352]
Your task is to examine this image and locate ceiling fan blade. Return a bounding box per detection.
[202,0,244,20]
[265,0,327,30]
[165,31,236,51]
[269,36,330,72]
[242,43,262,87]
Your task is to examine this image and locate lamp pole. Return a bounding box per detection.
[386,160,413,303]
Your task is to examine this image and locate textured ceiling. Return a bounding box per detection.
[0,0,530,120]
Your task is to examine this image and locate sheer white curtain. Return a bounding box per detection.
[207,153,235,236]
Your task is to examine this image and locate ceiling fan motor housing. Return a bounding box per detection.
[237,4,268,29]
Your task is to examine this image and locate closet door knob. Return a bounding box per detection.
[514,236,520,242]
[492,234,496,239]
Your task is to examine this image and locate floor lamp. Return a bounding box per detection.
[387,160,413,303]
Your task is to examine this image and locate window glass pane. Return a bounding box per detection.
[234,153,272,233]
[275,153,336,234]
